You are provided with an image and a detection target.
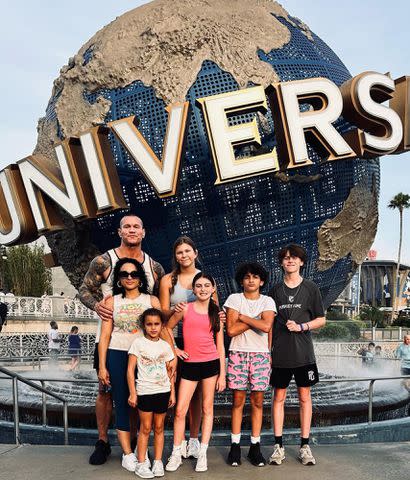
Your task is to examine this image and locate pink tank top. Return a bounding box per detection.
[182,303,219,363]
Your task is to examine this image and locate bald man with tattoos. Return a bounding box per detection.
[79,214,167,465]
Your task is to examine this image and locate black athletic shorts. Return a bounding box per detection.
[270,363,319,388]
[138,391,171,414]
[401,367,410,376]
[180,359,220,381]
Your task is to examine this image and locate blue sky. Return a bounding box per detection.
[0,0,409,263]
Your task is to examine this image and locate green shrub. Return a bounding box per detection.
[316,323,350,340]
[392,317,410,328]
[343,321,362,340]
[326,310,350,321]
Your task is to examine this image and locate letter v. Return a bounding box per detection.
[109,102,189,197]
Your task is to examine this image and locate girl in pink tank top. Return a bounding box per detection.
[166,272,226,473]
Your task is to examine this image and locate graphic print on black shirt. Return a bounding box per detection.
[269,279,324,369]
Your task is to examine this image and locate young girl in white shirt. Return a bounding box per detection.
[128,308,175,478]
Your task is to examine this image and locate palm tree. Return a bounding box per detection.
[388,193,410,322]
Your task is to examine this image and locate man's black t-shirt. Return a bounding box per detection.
[269,279,324,369]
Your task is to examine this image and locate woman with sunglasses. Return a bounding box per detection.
[99,257,164,473]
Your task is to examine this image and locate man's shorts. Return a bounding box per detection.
[180,359,220,381]
[227,351,271,391]
[137,391,171,414]
[270,363,319,389]
[401,367,410,376]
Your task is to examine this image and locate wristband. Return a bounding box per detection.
[300,323,304,332]
[306,323,310,331]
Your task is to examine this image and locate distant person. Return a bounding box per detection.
[68,326,81,371]
[0,301,8,333]
[395,335,410,376]
[358,342,375,365]
[48,321,61,364]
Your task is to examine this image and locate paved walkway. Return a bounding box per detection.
[0,442,408,480]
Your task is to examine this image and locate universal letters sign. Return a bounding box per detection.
[0,71,409,245]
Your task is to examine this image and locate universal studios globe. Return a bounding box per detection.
[36,0,379,306]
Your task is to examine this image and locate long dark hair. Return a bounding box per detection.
[192,271,220,335]
[112,258,149,297]
[170,236,200,294]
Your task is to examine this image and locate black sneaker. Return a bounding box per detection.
[89,439,111,465]
[247,443,266,467]
[227,443,241,466]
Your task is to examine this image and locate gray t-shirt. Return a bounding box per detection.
[269,279,324,368]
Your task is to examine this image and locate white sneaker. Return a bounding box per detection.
[269,444,285,465]
[165,449,182,472]
[133,448,151,468]
[122,452,138,472]
[187,438,200,459]
[151,460,164,477]
[145,450,151,468]
[135,462,154,478]
[299,445,316,466]
[180,440,188,459]
[195,451,208,472]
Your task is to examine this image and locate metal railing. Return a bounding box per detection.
[1,371,409,446]
[0,365,70,445]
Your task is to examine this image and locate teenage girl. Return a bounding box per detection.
[165,272,226,473]
[128,308,175,478]
[159,236,223,459]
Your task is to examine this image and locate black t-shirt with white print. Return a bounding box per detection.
[269,279,324,369]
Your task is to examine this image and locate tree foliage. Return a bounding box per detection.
[0,244,52,297]
[359,305,384,328]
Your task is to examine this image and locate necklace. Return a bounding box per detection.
[243,294,260,315]
[282,279,302,304]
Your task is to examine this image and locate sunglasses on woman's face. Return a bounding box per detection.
[119,270,140,279]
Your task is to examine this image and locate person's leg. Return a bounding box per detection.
[108,350,132,454]
[189,384,202,437]
[298,387,312,439]
[199,374,218,445]
[231,390,246,435]
[166,378,198,472]
[250,391,264,438]
[173,379,199,445]
[272,388,287,436]
[153,412,167,461]
[137,410,153,463]
[95,390,112,442]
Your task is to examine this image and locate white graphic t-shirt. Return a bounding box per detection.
[128,336,174,395]
[224,293,276,353]
[108,294,152,351]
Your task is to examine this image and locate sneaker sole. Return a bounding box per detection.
[165,463,182,472]
[269,457,285,465]
[135,474,154,479]
[153,473,164,478]
[122,465,137,472]
[195,467,208,472]
[301,460,316,466]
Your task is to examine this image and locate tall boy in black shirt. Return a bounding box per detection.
[269,244,325,466]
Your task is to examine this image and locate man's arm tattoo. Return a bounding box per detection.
[152,260,165,297]
[78,253,111,310]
